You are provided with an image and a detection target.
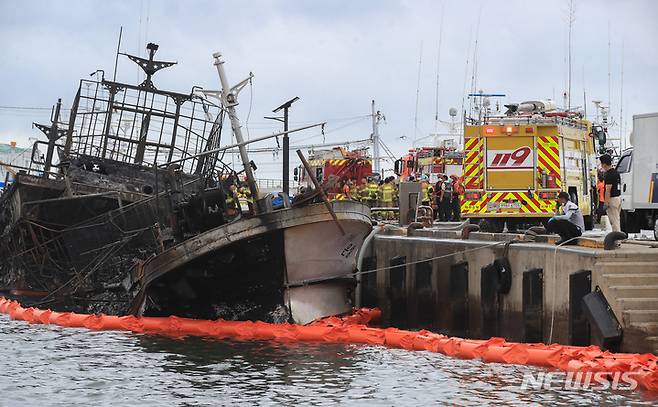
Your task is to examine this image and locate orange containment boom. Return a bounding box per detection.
[1,296,658,392]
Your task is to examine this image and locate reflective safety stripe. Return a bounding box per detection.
[463,136,484,189]
[381,185,394,201]
[367,183,379,199]
[238,197,250,211]
[421,183,429,202]
[460,191,556,215]
[537,135,561,187]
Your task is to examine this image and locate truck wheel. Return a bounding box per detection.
[583,215,594,231]
[654,217,658,241]
[621,210,640,233]
[479,218,504,233]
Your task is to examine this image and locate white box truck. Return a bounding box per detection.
[618,112,658,239]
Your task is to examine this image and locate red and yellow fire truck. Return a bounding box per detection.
[460,101,597,232]
[394,146,464,183]
[295,147,373,200]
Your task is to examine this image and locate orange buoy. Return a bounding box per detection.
[1,296,658,392]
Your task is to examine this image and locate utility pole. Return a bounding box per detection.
[212,52,259,208]
[272,97,300,195]
[371,100,384,176]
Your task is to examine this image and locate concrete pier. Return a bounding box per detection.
[359,225,658,353]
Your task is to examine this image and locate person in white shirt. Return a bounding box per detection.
[546,191,585,245]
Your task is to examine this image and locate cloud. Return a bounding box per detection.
[1,0,656,178]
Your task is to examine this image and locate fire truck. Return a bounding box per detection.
[294,147,373,199]
[460,100,597,232]
[394,145,464,182]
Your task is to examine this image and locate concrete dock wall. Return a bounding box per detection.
[360,227,658,353]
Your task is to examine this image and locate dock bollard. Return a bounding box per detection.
[603,231,627,250]
[461,224,479,240]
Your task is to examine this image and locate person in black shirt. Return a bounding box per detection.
[600,154,621,232]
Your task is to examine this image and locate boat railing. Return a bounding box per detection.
[65,77,226,176]
[256,178,298,191]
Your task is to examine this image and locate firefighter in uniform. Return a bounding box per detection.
[420,176,431,206]
[377,181,386,208]
[367,178,380,208]
[238,184,254,213]
[451,175,464,221]
[380,178,395,220]
[357,178,369,203]
[339,180,351,201]
[393,179,399,208]
[225,184,240,218]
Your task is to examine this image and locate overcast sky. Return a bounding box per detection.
[1,0,657,178]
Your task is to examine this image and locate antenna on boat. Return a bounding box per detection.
[460,27,473,124]
[620,39,625,150]
[211,52,260,211]
[582,64,587,119]
[121,43,176,90]
[434,2,445,133]
[33,99,66,177]
[412,41,423,145]
[566,0,576,111]
[608,20,612,121]
[112,26,123,82]
[468,7,482,118]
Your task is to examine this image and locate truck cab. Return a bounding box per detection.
[618,149,633,211]
[617,112,658,239]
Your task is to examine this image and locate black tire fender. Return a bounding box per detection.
[494,257,512,294]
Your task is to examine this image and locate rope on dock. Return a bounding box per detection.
[287,240,513,288]
[1,296,657,392]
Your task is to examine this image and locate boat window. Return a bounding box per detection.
[616,153,632,174]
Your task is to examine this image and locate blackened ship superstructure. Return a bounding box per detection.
[0,44,372,324]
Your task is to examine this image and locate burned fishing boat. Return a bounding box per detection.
[0,43,372,324]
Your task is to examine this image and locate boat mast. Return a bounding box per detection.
[212,52,259,207]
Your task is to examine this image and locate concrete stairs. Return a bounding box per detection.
[595,260,658,353]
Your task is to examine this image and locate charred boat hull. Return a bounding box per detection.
[129,201,372,324]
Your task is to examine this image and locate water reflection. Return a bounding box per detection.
[136,336,362,404]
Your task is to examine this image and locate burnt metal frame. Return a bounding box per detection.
[56,44,226,176]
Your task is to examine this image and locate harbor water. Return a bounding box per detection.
[1,315,655,406]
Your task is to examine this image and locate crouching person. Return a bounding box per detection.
[547,191,584,245]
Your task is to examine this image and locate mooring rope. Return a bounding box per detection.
[286,240,514,288]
